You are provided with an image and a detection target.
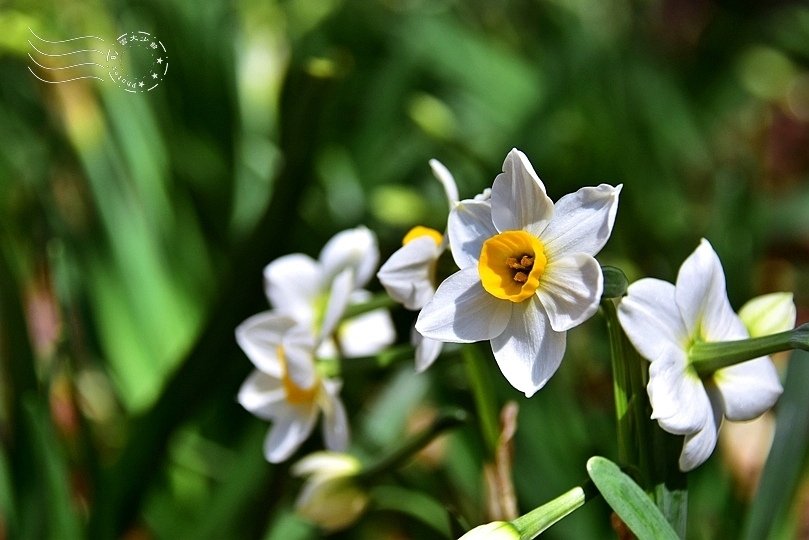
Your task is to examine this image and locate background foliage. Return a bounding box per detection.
[1,0,809,538]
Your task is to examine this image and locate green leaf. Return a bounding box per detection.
[586,456,679,540]
[371,485,452,537]
[741,349,809,539]
[22,397,83,540]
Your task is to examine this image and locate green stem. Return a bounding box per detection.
[462,345,500,459]
[691,323,809,376]
[601,299,631,465]
[358,408,467,482]
[512,482,597,539]
[342,293,398,319]
[600,297,687,537]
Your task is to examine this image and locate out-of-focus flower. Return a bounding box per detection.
[416,149,621,396]
[617,239,788,471]
[264,226,394,357]
[236,312,348,463]
[458,521,520,540]
[378,159,458,370]
[291,451,369,532]
[738,292,796,338]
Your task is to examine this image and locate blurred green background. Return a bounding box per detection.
[2,0,809,538]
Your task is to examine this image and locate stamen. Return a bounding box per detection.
[506,257,525,270]
[507,253,535,283]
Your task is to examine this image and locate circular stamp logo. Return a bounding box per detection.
[107,31,168,92]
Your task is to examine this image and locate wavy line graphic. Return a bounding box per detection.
[28,27,104,43]
[27,67,103,83]
[27,27,106,84]
[28,40,104,57]
[28,53,104,71]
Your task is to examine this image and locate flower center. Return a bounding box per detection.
[278,346,319,405]
[478,230,547,302]
[402,226,443,246]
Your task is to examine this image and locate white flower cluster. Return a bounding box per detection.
[236,147,796,481]
[236,227,395,463]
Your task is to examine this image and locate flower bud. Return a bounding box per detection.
[738,292,796,338]
[292,452,369,532]
[458,521,521,540]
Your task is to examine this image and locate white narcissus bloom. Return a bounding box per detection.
[415,149,621,396]
[377,159,459,371]
[236,312,349,463]
[264,226,394,358]
[292,451,369,532]
[617,239,788,471]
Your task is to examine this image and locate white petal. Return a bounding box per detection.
[412,328,443,372]
[292,451,359,478]
[490,296,566,397]
[320,226,379,288]
[338,304,396,358]
[321,379,350,452]
[415,268,511,343]
[263,254,322,321]
[675,239,747,342]
[282,329,319,390]
[263,406,318,463]
[713,357,783,421]
[491,149,553,236]
[678,390,723,472]
[237,370,285,420]
[320,268,354,341]
[235,311,300,375]
[617,278,689,363]
[535,253,602,332]
[646,345,712,434]
[429,158,459,208]
[541,184,622,258]
[474,188,492,201]
[447,200,496,269]
[737,292,796,338]
[377,238,439,310]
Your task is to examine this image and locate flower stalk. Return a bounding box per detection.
[462,345,501,458]
[691,323,809,376]
[511,483,597,539]
[358,408,467,483]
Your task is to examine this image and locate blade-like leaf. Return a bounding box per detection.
[741,349,809,539]
[586,456,679,540]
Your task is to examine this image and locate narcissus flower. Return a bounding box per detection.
[617,239,788,471]
[236,312,348,463]
[292,451,369,531]
[264,226,394,357]
[416,149,621,396]
[377,159,459,370]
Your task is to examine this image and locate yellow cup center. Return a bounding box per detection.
[278,346,319,405]
[478,230,547,302]
[402,226,443,246]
